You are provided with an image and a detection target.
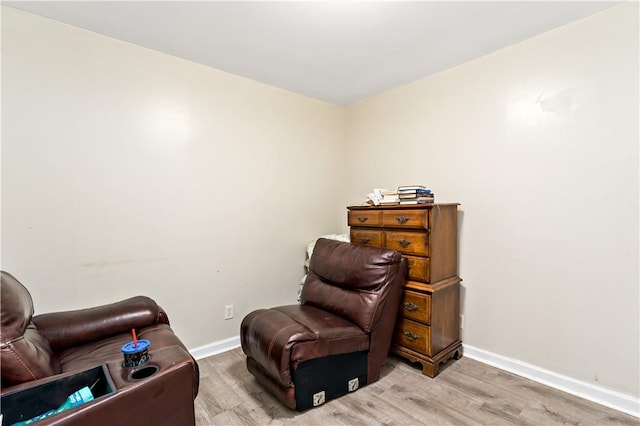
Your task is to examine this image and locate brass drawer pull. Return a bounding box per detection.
[398,239,411,248]
[359,237,370,244]
[357,216,368,223]
[403,331,419,342]
[404,302,420,312]
[396,216,409,224]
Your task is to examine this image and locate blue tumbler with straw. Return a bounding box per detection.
[121,339,150,368]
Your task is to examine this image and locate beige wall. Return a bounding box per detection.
[1,7,345,349]
[345,3,638,397]
[2,2,638,402]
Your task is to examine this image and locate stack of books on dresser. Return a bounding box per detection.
[364,186,435,206]
[397,185,435,204]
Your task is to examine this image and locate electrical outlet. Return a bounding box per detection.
[224,305,233,320]
[460,314,465,329]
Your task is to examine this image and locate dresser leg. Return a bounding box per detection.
[421,362,437,377]
[424,343,463,377]
[453,345,463,360]
[394,341,463,378]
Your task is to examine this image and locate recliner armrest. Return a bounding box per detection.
[1,346,197,425]
[32,296,169,351]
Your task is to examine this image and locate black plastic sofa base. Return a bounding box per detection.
[293,351,368,411]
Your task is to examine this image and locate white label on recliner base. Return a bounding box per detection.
[313,391,326,406]
[348,378,359,392]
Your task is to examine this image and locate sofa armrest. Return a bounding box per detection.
[32,296,169,351]
[1,346,197,426]
[75,350,196,425]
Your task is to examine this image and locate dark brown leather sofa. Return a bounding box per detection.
[241,238,407,410]
[0,271,199,425]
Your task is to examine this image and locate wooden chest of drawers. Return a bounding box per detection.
[347,203,462,377]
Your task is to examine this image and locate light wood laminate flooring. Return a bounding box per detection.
[194,348,638,425]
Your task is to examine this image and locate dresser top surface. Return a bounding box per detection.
[347,203,459,211]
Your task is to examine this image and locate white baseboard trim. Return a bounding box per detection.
[189,336,241,360]
[463,344,640,418]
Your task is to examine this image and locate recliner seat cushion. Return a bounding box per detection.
[241,305,368,387]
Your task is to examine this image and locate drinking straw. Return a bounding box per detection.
[132,328,138,348]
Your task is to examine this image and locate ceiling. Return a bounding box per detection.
[3,1,620,106]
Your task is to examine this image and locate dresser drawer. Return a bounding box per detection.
[382,210,428,229]
[348,210,382,227]
[384,230,429,256]
[394,319,431,356]
[400,290,431,324]
[405,255,430,282]
[350,229,383,247]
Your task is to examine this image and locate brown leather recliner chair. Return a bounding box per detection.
[0,271,199,425]
[241,238,407,410]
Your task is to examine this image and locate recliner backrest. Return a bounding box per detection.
[1,271,60,387]
[300,238,405,333]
